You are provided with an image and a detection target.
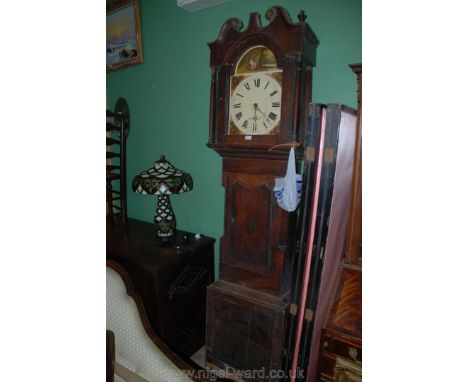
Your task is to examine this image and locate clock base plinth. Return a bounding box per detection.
[205,280,289,381]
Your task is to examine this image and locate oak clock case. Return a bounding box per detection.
[205,7,319,379]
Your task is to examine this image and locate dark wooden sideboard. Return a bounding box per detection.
[106,217,215,357]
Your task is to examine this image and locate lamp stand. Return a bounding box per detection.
[154,194,177,241]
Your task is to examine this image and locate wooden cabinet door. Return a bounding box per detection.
[219,158,294,296]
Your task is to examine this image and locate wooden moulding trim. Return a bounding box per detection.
[207,144,305,160]
[106,260,211,382]
[209,6,319,47]
[208,6,319,66]
[349,63,362,74]
[208,280,289,309]
[323,328,362,347]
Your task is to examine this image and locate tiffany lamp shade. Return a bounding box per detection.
[132,155,193,240]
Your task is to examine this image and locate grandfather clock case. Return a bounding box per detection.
[205,7,319,379]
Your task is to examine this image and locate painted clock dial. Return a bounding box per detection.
[228,45,282,136]
[229,72,282,135]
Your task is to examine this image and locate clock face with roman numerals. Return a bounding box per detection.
[228,71,282,135]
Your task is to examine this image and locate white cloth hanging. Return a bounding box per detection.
[273,147,302,212]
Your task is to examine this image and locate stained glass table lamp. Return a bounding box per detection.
[132,155,193,241]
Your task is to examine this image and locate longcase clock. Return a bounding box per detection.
[205,7,319,380]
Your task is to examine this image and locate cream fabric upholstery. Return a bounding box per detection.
[114,372,128,382]
[106,266,192,382]
[115,363,150,382]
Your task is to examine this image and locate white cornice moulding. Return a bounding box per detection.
[177,0,232,13]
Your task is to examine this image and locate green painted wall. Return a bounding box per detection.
[107,0,361,278]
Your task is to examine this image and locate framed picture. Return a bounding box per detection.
[107,0,143,72]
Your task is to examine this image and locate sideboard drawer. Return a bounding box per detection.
[318,328,362,380]
[322,331,361,363]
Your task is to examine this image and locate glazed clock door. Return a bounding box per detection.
[228,46,282,136]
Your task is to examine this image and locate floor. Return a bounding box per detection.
[190,346,205,367]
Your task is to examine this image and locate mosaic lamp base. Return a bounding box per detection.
[154,194,176,241]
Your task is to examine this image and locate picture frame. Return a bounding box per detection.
[106,0,143,72]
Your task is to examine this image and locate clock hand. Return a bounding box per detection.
[254,104,271,124]
[254,103,266,117]
[258,106,269,118]
[249,104,260,121]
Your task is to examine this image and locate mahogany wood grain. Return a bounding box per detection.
[327,268,362,338]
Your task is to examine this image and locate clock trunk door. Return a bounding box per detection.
[219,158,293,296]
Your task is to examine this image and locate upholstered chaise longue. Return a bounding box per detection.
[106,261,210,382]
